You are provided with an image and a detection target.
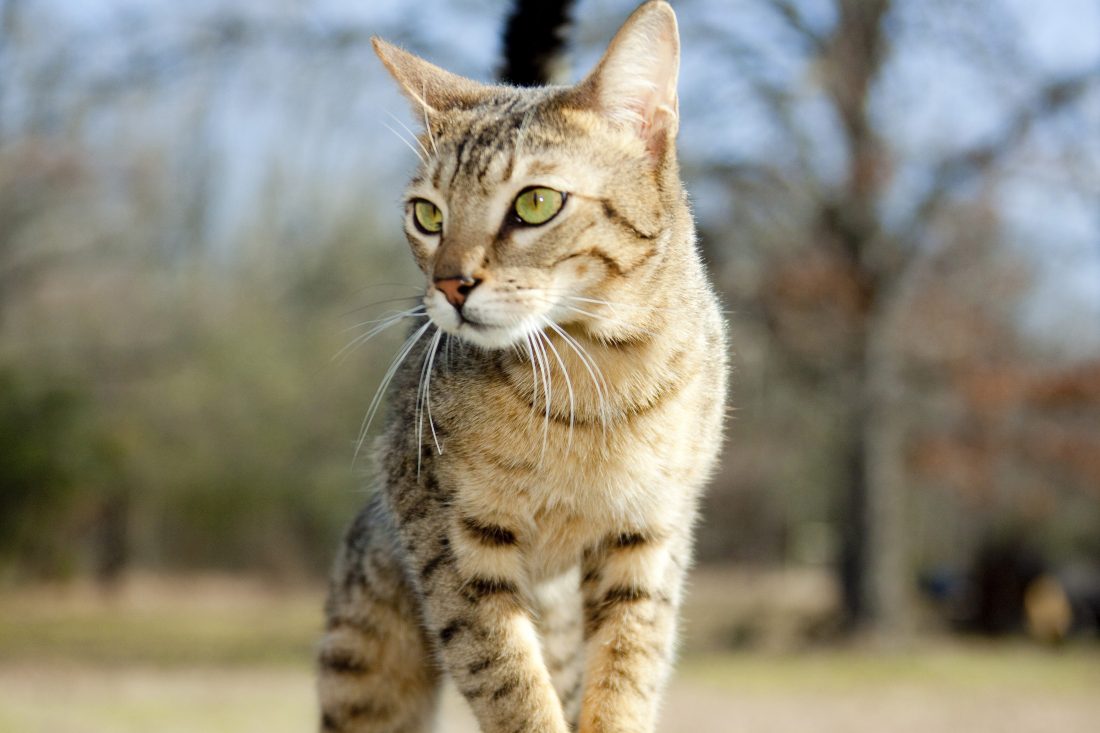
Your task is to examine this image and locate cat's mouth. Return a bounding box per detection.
[449,315,539,350]
[425,287,551,350]
[433,311,548,351]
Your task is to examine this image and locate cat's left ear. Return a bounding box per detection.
[372,37,492,115]
[573,0,680,160]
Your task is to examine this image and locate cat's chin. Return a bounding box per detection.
[444,320,530,350]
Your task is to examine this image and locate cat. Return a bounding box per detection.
[317,2,728,732]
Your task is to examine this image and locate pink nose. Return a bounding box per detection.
[434,276,481,310]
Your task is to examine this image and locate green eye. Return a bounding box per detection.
[513,187,565,226]
[412,199,443,234]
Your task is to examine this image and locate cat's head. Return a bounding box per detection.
[373,1,683,350]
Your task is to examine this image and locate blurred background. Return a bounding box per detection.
[1,0,1098,731]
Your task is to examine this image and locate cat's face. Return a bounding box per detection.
[402,95,667,349]
[375,1,681,350]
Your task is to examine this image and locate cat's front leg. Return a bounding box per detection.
[411,509,570,733]
[577,529,688,733]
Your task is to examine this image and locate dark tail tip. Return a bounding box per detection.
[499,0,577,86]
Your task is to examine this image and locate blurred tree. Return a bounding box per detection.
[0,368,86,578]
[0,3,420,583]
[0,0,1097,630]
[688,0,1100,634]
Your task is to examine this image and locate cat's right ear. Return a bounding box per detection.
[372,38,492,116]
[571,1,680,162]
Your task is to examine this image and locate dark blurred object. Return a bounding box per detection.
[962,533,1047,635]
[921,530,1100,642]
[499,0,576,85]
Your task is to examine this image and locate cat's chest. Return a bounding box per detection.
[435,410,687,580]
[424,337,718,576]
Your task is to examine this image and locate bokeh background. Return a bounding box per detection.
[1,0,1099,731]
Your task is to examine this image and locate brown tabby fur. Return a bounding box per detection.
[317,3,728,732]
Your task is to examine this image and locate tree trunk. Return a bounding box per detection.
[862,299,913,639]
[837,407,870,628]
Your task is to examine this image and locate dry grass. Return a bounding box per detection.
[1,572,1098,733]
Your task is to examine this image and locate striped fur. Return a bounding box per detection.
[318,3,727,732]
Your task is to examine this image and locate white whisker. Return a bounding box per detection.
[545,320,612,432]
[340,306,426,334]
[527,292,658,337]
[416,328,445,475]
[538,290,643,311]
[353,321,433,464]
[339,292,423,318]
[514,107,535,160]
[529,326,552,458]
[420,100,439,157]
[333,307,428,364]
[559,303,657,337]
[543,292,625,306]
[381,120,427,165]
[386,110,432,162]
[524,333,540,410]
[538,319,575,447]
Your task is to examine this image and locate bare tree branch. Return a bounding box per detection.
[901,65,1100,254]
[767,0,827,55]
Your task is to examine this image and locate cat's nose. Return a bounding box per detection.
[434,276,481,310]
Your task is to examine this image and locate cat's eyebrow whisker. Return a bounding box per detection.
[333,307,428,364]
[353,320,434,464]
[514,107,535,161]
[381,119,427,165]
[386,110,433,162]
[538,319,575,448]
[419,93,439,157]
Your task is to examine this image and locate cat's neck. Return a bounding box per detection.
[491,232,714,424]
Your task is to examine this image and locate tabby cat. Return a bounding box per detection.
[317,2,728,732]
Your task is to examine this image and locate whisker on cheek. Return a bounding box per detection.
[415,328,445,475]
[524,292,658,339]
[353,321,433,464]
[538,316,575,447]
[529,327,552,460]
[543,319,613,431]
[333,306,428,365]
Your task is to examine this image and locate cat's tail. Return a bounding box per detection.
[499,0,577,86]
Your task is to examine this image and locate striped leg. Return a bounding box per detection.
[410,510,571,733]
[532,568,586,727]
[578,531,688,733]
[318,503,441,733]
